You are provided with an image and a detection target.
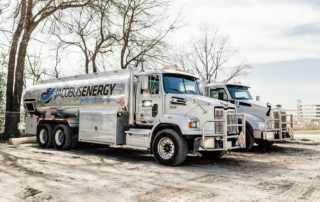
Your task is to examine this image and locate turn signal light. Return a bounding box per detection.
[189,121,199,128]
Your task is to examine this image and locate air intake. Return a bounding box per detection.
[170,97,186,105]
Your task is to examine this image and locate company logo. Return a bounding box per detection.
[41,88,55,103]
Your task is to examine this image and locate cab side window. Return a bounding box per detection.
[141,75,159,94]
[210,88,228,100]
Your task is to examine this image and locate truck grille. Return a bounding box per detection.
[215,108,238,134]
[272,110,287,129]
[273,110,280,129]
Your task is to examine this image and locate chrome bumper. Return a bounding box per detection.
[254,129,293,141]
[193,135,243,153]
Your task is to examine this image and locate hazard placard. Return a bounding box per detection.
[238,131,245,148]
[289,128,294,139]
[119,99,125,106]
[45,109,51,118]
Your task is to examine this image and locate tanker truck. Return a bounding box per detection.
[23,66,246,166]
[200,80,294,151]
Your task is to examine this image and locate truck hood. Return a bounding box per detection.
[174,94,237,108]
[238,100,283,111]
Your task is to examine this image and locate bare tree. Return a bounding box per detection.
[52,42,62,78]
[24,50,47,86]
[114,0,182,69]
[178,25,252,81]
[53,1,115,74]
[169,45,190,71]
[3,0,93,140]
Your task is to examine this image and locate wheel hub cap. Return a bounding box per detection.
[39,130,47,144]
[55,130,64,146]
[157,137,175,160]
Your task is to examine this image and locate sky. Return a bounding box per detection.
[1,0,319,109]
[170,0,320,109]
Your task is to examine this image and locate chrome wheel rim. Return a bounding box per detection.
[55,130,64,146]
[39,129,48,144]
[157,137,175,160]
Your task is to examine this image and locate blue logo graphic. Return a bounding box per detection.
[41,88,55,104]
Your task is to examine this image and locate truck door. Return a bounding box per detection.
[137,74,163,123]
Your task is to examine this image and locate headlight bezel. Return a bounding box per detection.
[258,122,266,130]
[189,121,199,129]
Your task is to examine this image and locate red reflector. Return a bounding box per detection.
[63,119,67,121]
[52,119,56,121]
[42,118,45,120]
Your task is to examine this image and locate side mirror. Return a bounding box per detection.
[141,76,149,90]
[218,92,224,100]
[267,102,271,107]
[256,96,260,101]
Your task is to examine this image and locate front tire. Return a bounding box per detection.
[53,124,72,150]
[244,129,255,151]
[37,124,54,148]
[200,151,226,159]
[152,129,188,166]
[256,140,275,148]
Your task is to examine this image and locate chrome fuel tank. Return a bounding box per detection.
[23,69,130,117]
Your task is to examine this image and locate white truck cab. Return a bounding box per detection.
[203,81,294,151]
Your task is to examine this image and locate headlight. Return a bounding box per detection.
[258,122,265,130]
[189,121,199,128]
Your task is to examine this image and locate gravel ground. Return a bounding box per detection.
[0,138,320,202]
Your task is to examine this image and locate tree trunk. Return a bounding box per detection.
[92,54,97,73]
[85,58,89,74]
[3,0,27,140]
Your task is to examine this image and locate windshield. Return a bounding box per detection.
[227,85,253,100]
[163,74,200,95]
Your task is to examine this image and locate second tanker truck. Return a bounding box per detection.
[23,66,246,166]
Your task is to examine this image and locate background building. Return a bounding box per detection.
[296,100,320,130]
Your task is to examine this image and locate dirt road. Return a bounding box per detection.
[0,139,320,202]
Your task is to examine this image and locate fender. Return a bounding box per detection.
[238,113,264,131]
[149,114,201,152]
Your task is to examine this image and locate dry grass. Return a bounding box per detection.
[294,130,320,135]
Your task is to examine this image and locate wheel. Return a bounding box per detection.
[152,129,188,166]
[244,129,255,151]
[37,124,54,148]
[200,151,226,159]
[53,124,72,150]
[256,140,275,148]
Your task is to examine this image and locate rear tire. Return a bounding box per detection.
[53,124,72,150]
[152,129,188,166]
[256,140,275,148]
[37,124,54,148]
[200,151,226,159]
[244,129,255,151]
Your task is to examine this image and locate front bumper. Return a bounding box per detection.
[193,135,243,153]
[253,129,293,141]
